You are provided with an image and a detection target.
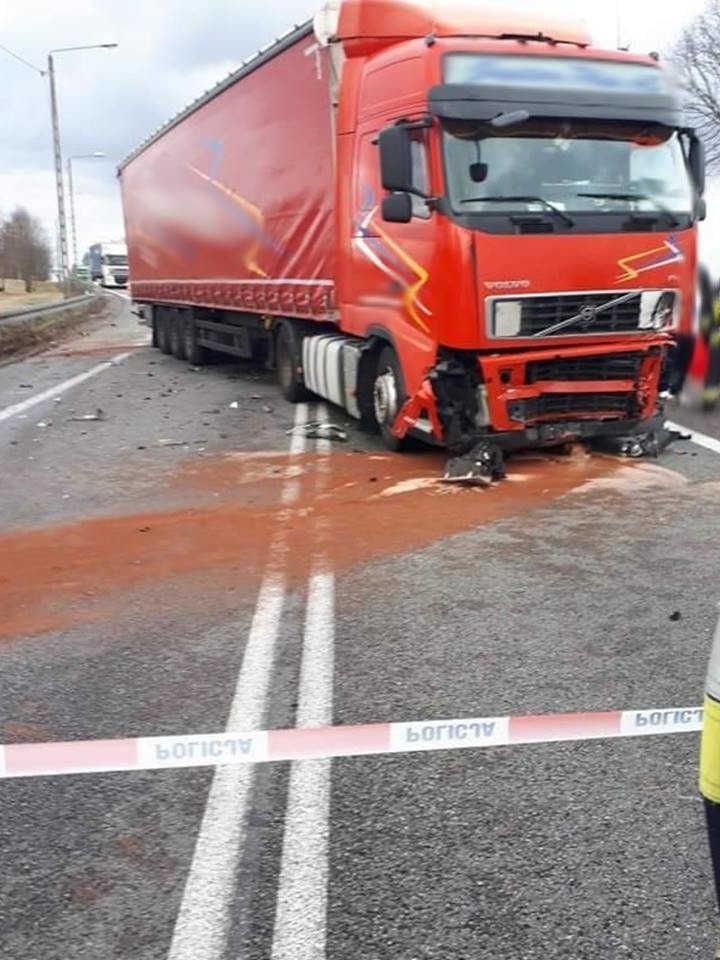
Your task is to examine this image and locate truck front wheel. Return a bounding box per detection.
[373,345,408,452]
[276,324,311,403]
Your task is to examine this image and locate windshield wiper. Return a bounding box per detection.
[577,192,679,226]
[459,195,575,227]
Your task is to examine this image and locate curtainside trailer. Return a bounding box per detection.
[119,0,705,472]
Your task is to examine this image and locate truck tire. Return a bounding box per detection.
[157,314,172,354]
[182,316,209,366]
[276,323,311,403]
[373,345,409,452]
[169,314,186,361]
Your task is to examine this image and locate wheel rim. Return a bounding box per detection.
[373,365,398,427]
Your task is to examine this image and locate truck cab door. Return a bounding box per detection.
[340,123,438,396]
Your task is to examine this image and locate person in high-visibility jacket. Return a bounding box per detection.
[700,614,720,934]
[700,265,720,411]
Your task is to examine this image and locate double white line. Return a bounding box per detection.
[168,404,334,960]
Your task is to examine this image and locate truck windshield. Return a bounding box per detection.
[104,255,128,266]
[442,119,694,225]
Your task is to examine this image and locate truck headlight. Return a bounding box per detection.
[639,290,678,330]
[493,300,522,337]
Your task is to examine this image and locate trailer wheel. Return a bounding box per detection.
[182,317,209,366]
[169,314,186,361]
[276,323,311,403]
[157,314,172,354]
[373,345,409,452]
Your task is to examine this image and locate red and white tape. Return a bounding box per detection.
[0,706,703,780]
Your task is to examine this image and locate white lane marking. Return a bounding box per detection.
[666,420,720,457]
[0,352,132,425]
[271,571,334,960]
[168,402,309,960]
[272,402,334,960]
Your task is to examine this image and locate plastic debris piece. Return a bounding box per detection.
[287,421,348,442]
[229,401,239,409]
[157,438,185,447]
[68,408,105,422]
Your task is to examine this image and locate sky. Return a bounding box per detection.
[0,0,716,267]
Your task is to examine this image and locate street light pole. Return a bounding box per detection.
[47,53,69,282]
[67,152,106,268]
[46,43,117,282]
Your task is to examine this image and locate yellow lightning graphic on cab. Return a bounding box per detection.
[356,207,431,332]
[188,165,269,278]
[615,238,683,283]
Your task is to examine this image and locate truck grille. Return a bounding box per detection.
[492,292,643,337]
[526,352,643,383]
[508,392,637,423]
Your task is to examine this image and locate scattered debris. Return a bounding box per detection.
[35,420,52,429]
[137,445,146,450]
[188,366,201,372]
[68,409,105,423]
[443,441,506,485]
[18,384,33,389]
[592,421,689,459]
[138,526,151,534]
[263,404,274,413]
[229,401,239,409]
[250,394,262,400]
[157,438,185,447]
[669,611,682,622]
[287,421,348,442]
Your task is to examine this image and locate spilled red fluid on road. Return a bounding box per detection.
[0,448,623,641]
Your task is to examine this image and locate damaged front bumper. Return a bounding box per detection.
[443,415,688,484]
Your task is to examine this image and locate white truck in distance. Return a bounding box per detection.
[88,241,128,288]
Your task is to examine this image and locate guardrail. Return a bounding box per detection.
[0,292,97,325]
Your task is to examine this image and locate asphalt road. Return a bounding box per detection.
[1,294,720,959]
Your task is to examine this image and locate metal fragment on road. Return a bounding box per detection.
[157,438,186,447]
[287,421,348,442]
[68,408,105,422]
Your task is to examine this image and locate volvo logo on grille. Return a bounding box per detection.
[578,305,597,327]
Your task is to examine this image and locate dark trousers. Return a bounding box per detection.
[706,800,720,913]
[661,334,695,394]
[707,342,720,392]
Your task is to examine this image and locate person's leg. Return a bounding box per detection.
[669,334,695,395]
[703,331,720,411]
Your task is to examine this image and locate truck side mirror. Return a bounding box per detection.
[690,135,706,196]
[381,193,413,224]
[379,126,413,193]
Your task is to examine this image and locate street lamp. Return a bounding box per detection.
[47,43,118,281]
[67,152,106,269]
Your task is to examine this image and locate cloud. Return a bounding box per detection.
[1,0,717,271]
[0,0,316,257]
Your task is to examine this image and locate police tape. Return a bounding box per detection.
[0,705,703,780]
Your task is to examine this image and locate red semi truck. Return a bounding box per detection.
[119,0,705,472]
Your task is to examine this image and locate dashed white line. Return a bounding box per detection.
[666,420,720,457]
[0,352,132,425]
[167,402,309,960]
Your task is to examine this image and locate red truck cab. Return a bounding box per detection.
[120,0,705,468]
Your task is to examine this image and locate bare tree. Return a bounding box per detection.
[673,0,720,173]
[0,208,52,293]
